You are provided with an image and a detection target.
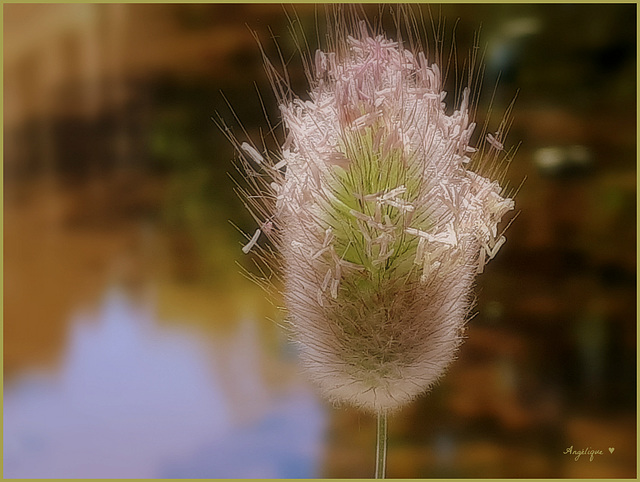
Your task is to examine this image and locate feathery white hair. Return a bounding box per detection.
[229,8,515,413]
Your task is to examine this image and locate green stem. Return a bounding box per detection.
[374,410,388,478]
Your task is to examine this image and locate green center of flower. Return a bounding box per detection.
[324,125,431,282]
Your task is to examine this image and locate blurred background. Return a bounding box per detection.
[3,3,636,478]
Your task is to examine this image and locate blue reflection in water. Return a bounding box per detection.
[4,288,327,478]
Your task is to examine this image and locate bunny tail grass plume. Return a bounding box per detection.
[227,6,516,415]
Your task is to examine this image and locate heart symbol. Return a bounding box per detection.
[609,447,615,454]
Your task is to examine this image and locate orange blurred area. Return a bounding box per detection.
[3,3,636,478]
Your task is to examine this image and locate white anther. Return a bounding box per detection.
[241,142,264,164]
[242,229,261,254]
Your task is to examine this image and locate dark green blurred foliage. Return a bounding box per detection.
[146,81,249,285]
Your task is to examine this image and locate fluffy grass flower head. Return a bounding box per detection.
[231,12,515,414]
